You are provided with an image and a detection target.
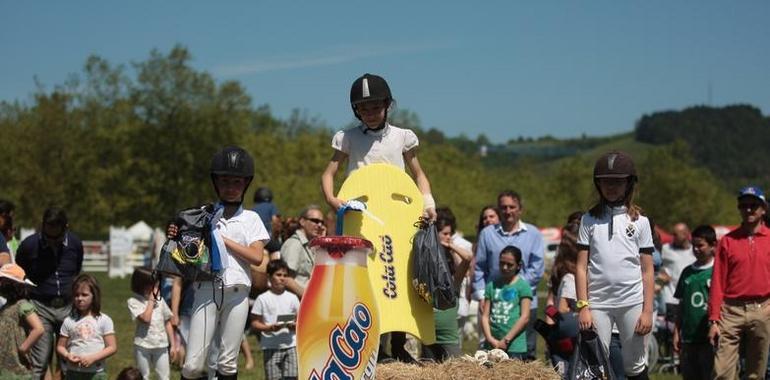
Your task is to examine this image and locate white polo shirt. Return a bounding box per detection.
[578,206,654,308]
[214,208,270,287]
[331,123,419,175]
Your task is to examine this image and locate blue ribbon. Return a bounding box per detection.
[209,203,223,272]
[335,200,367,235]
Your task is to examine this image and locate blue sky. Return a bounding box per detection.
[1,1,768,142]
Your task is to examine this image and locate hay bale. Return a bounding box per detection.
[376,357,560,380]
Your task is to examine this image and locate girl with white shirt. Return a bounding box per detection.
[576,151,655,380]
[171,146,269,380]
[320,73,437,362]
[127,267,176,380]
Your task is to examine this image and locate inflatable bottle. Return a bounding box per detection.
[297,236,380,380]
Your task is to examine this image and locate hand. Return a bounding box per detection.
[78,355,95,368]
[67,353,82,365]
[708,323,720,347]
[578,307,593,330]
[18,347,32,366]
[634,310,653,335]
[166,224,179,239]
[424,207,437,222]
[170,344,180,360]
[286,322,297,331]
[170,314,179,327]
[672,329,681,353]
[487,338,501,349]
[329,198,346,211]
[271,323,283,332]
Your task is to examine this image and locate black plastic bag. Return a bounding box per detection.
[411,221,456,310]
[155,204,216,282]
[568,329,616,380]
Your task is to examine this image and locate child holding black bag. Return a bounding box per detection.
[575,151,654,380]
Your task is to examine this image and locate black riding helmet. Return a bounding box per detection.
[593,150,637,204]
[350,73,393,122]
[253,187,273,203]
[210,145,254,205]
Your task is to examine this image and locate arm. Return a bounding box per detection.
[250,314,282,333]
[74,236,84,274]
[673,314,682,353]
[321,150,348,211]
[708,240,728,345]
[472,234,488,301]
[635,253,654,335]
[56,335,78,365]
[576,248,592,330]
[137,297,156,324]
[446,241,473,289]
[403,150,436,220]
[20,311,45,355]
[545,289,556,323]
[480,295,499,348]
[165,319,178,358]
[170,277,182,327]
[503,297,531,345]
[519,235,545,288]
[223,239,264,266]
[281,239,306,298]
[0,252,10,265]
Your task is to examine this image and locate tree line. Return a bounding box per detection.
[0,45,742,239]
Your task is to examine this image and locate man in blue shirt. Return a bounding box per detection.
[474,190,545,360]
[16,207,84,379]
[252,186,281,254]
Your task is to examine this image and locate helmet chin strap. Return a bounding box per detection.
[365,121,387,132]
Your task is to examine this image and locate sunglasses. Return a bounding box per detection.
[304,217,325,225]
[738,202,763,211]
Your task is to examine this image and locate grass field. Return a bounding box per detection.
[92,272,680,379]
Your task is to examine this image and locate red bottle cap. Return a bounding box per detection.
[309,236,374,258]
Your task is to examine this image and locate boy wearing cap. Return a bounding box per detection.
[708,186,770,380]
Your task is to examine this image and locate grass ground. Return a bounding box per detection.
[94,272,679,379]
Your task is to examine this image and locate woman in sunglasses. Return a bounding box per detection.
[280,205,327,298]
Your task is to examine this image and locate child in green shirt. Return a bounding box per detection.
[673,225,716,380]
[481,245,533,359]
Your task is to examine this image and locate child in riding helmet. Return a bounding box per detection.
[172,146,269,380]
[321,73,437,221]
[575,151,654,380]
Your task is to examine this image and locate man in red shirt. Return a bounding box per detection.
[708,186,770,380]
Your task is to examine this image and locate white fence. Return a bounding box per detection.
[81,240,152,273]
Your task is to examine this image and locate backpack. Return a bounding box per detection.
[155,204,218,282]
[411,221,456,310]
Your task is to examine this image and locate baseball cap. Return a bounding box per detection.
[0,263,36,286]
[737,186,766,203]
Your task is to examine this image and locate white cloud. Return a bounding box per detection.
[212,42,451,77]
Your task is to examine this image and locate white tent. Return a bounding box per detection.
[127,220,154,241]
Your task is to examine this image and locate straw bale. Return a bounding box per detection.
[376,357,560,380]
